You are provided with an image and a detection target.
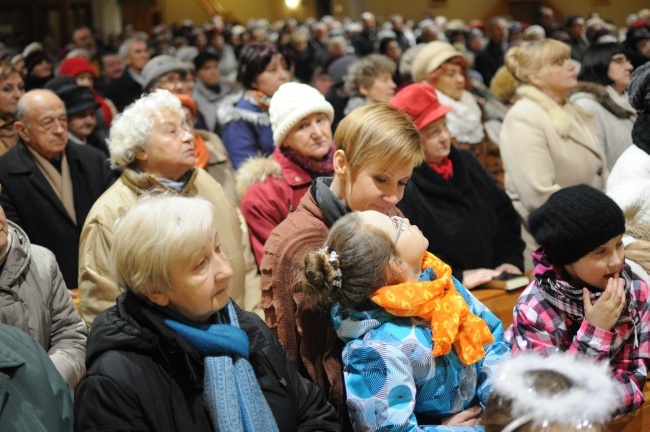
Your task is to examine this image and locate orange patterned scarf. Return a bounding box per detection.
[371,252,494,366]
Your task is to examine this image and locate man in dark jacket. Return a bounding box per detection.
[0,90,115,289]
[475,16,509,86]
[351,12,377,57]
[104,36,150,112]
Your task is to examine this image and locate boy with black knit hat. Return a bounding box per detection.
[508,184,650,418]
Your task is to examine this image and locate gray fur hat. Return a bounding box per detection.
[628,61,650,111]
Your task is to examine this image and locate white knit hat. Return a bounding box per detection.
[269,82,334,145]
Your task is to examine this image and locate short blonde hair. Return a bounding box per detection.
[108,89,185,169]
[0,61,22,84]
[344,54,396,98]
[504,39,570,85]
[111,194,215,296]
[334,102,424,177]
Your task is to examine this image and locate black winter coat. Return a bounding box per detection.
[74,292,339,432]
[0,140,115,288]
[398,146,524,280]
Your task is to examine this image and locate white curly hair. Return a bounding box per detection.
[108,89,185,169]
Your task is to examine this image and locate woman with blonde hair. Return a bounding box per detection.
[0,61,24,154]
[261,102,424,430]
[500,39,605,265]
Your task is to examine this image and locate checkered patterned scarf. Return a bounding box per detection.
[370,252,494,366]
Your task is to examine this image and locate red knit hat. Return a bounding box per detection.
[59,57,96,78]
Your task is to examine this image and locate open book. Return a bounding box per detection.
[477,273,531,291]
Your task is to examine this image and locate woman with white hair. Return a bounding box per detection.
[78,90,260,325]
[74,194,339,431]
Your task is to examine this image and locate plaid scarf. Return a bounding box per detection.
[531,248,638,343]
[371,252,494,366]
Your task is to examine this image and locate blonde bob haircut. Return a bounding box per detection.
[108,89,186,169]
[504,38,570,85]
[111,193,215,296]
[0,60,22,83]
[334,102,424,177]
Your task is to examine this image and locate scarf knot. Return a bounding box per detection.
[370,252,494,366]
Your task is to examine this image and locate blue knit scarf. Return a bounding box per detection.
[164,302,278,432]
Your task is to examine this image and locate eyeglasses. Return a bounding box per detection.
[611,55,631,65]
[391,215,409,246]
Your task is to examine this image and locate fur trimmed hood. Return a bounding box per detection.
[216,90,271,128]
[235,155,282,201]
[570,82,635,120]
[516,85,593,138]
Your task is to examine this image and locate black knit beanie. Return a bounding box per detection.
[528,185,625,265]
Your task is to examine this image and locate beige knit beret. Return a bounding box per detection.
[411,41,464,83]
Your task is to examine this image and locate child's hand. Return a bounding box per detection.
[441,406,482,426]
[582,275,626,331]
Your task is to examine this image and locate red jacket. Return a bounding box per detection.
[238,148,312,266]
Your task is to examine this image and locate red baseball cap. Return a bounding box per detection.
[390,83,452,130]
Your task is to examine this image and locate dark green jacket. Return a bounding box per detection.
[0,323,74,431]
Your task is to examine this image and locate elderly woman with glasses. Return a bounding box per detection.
[75,194,339,431]
[78,90,260,326]
[303,210,510,431]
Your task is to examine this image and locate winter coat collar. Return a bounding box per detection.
[516,85,593,138]
[121,166,198,195]
[570,82,635,119]
[0,222,30,288]
[235,147,312,200]
[216,91,270,128]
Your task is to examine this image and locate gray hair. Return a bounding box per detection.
[111,193,215,296]
[15,89,58,123]
[108,89,185,168]
[344,54,396,98]
[118,35,148,60]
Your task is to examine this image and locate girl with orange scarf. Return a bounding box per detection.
[304,210,510,431]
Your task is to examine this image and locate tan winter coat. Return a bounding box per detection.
[500,85,606,224]
[198,129,238,204]
[78,167,260,325]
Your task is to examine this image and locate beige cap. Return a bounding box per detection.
[411,41,464,83]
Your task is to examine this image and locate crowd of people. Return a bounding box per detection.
[0,5,649,432]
